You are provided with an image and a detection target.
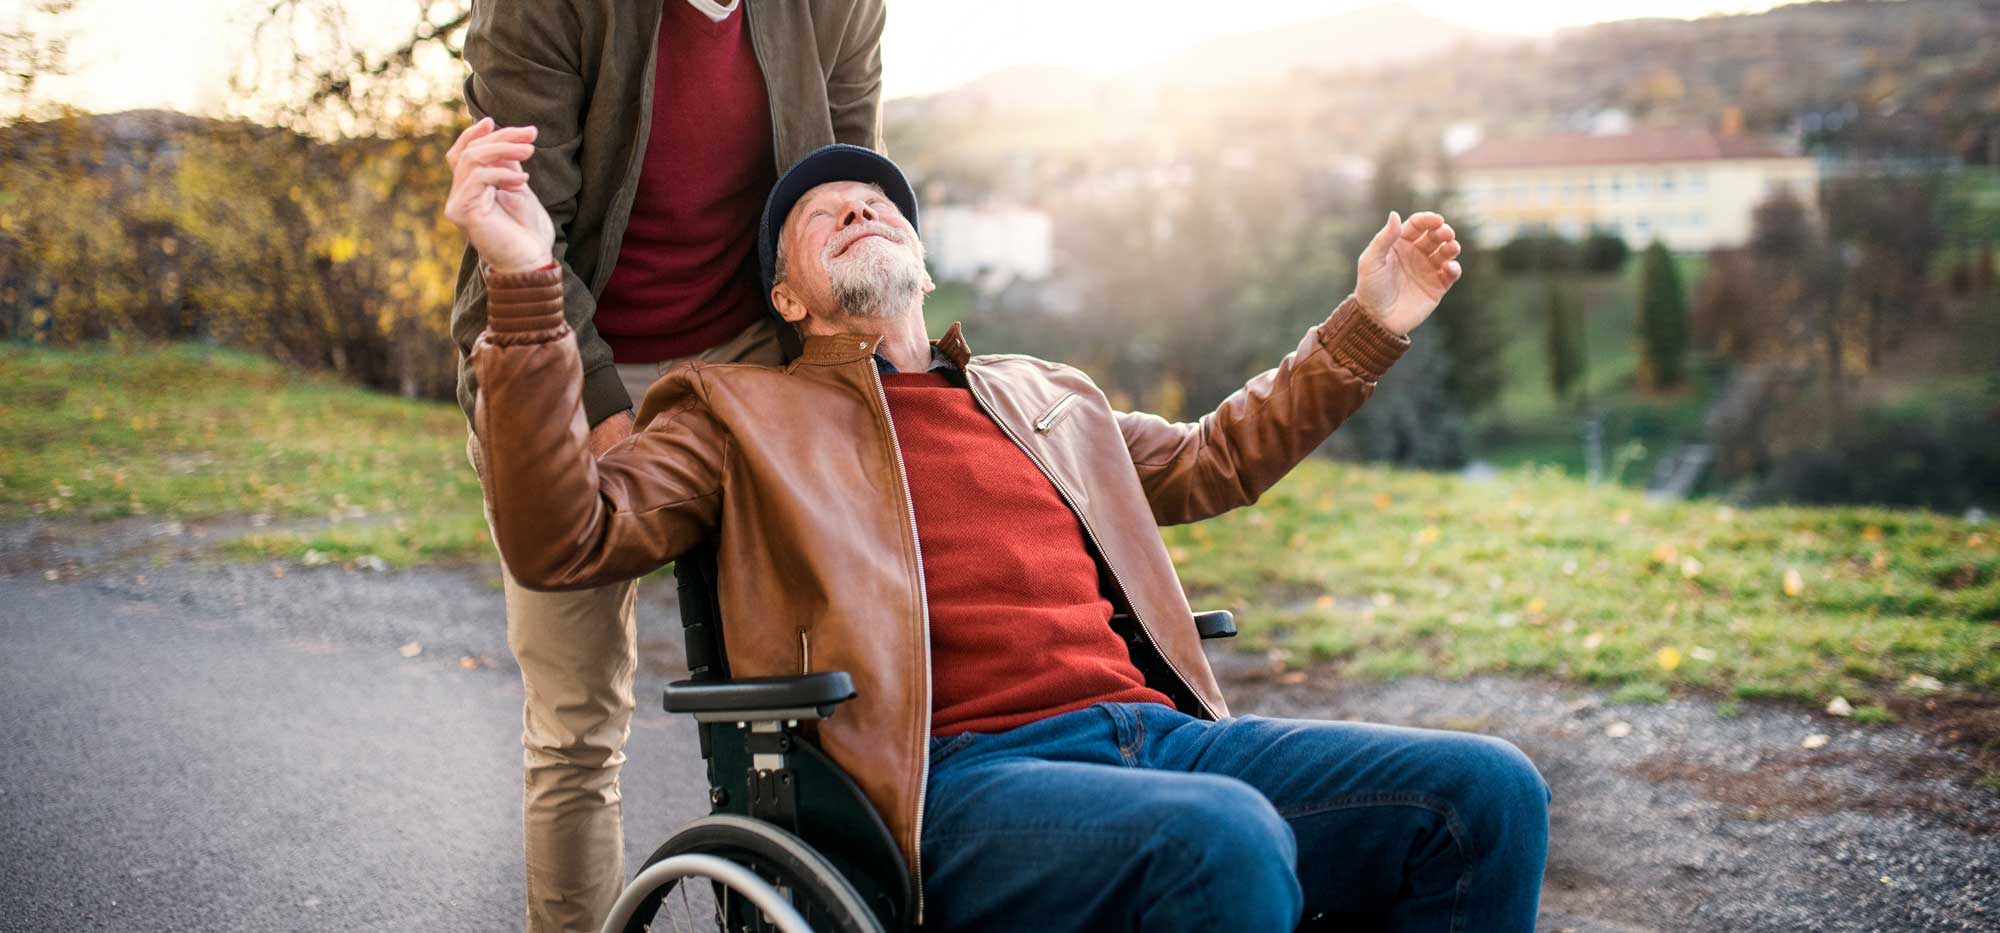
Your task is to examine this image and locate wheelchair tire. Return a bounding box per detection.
[611,814,885,933]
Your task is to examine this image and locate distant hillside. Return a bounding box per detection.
[889,0,2000,181]
[1131,2,1510,90]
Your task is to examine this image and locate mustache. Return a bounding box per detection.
[824,222,906,259]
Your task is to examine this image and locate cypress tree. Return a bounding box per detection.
[1638,241,1689,390]
[1545,280,1583,407]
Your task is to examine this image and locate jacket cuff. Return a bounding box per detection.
[483,261,564,337]
[1319,295,1410,384]
[581,364,633,429]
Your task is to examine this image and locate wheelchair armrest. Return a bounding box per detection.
[664,671,857,722]
[1194,610,1237,640]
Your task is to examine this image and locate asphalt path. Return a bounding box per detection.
[0,558,708,932]
[2,519,1994,931]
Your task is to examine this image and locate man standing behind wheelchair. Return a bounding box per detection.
[446,2,886,930]
[448,117,1551,929]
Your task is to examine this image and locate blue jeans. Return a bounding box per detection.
[920,702,1550,932]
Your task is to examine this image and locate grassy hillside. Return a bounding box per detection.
[1475,254,1713,483]
[5,343,1993,707]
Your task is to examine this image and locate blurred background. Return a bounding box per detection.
[4,0,1998,504]
[2,3,1998,928]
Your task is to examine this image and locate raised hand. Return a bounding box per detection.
[1354,211,1463,336]
[443,117,554,274]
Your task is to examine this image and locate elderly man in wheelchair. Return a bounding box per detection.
[448,126,1550,932]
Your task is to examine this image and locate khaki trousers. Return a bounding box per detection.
[469,316,783,933]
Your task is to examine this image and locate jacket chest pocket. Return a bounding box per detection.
[1033,392,1080,434]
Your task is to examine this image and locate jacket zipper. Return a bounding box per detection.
[870,362,934,924]
[799,627,810,674]
[1033,393,1079,433]
[964,373,1217,718]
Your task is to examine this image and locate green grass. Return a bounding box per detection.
[7,342,1997,708]
[1165,461,1999,705]
[0,342,489,564]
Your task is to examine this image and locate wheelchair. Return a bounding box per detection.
[601,544,1238,933]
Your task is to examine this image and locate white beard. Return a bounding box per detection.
[824,234,926,319]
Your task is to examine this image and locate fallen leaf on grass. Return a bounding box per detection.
[1782,568,1805,598]
[1689,645,1716,662]
[1901,674,1943,694]
[399,642,422,658]
[1277,671,1308,685]
[1825,696,1853,717]
[1656,647,1682,671]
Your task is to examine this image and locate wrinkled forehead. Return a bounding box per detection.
[783,180,894,235]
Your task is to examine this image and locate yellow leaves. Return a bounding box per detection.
[1524,596,1547,616]
[1969,532,1988,549]
[1415,525,1440,546]
[1782,567,1805,598]
[1650,542,1678,565]
[326,234,360,264]
[1860,525,1883,542]
[1313,594,1336,610]
[1656,646,1683,671]
[1679,556,1703,579]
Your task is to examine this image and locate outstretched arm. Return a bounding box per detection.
[1118,211,1461,526]
[447,121,726,590]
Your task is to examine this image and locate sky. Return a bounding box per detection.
[11,0,1792,117]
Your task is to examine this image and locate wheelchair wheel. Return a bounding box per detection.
[607,814,884,933]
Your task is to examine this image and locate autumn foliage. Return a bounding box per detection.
[0,110,464,398]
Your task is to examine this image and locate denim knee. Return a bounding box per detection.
[1141,776,1302,931]
[1443,734,1550,852]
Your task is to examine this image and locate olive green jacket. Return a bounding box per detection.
[450,0,887,426]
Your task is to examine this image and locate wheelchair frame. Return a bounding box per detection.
[631,542,1237,932]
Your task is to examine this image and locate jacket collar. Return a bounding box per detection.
[796,321,974,369]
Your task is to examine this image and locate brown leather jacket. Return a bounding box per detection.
[471,264,1409,911]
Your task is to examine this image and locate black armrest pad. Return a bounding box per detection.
[1194,610,1237,640]
[664,671,857,714]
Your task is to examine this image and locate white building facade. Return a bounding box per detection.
[1449,128,1820,252]
[920,204,1054,287]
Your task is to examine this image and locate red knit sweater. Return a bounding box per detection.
[881,372,1173,737]
[595,0,773,363]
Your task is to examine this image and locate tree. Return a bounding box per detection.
[1544,280,1584,407]
[1637,241,1689,390]
[0,0,76,121]
[236,0,470,133]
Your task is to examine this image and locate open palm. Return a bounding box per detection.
[1354,211,1463,336]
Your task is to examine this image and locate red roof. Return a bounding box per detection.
[1454,128,1796,170]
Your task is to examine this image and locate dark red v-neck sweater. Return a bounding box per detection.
[595,0,774,364]
[881,372,1173,737]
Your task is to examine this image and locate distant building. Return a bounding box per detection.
[1447,127,1819,251]
[922,203,1053,289]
